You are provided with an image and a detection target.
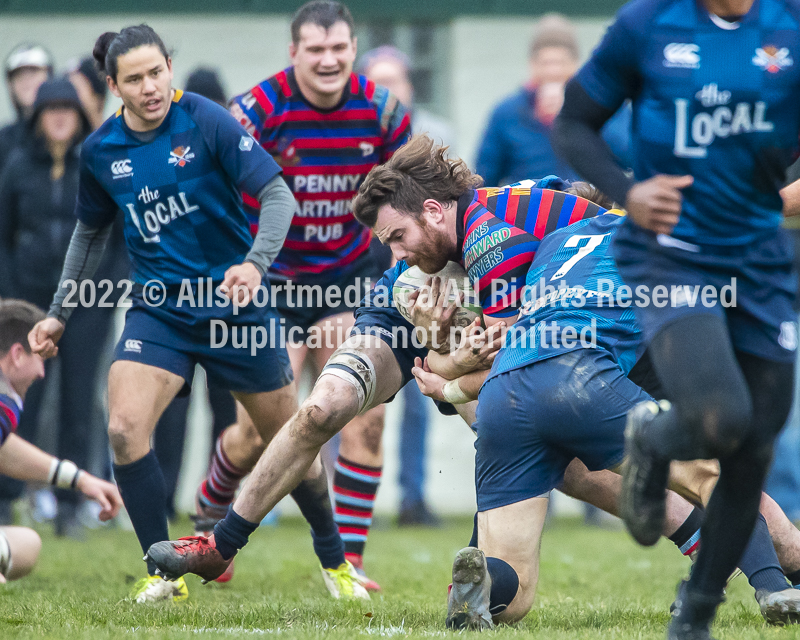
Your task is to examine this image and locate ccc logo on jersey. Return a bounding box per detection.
[111,159,133,179]
[663,43,701,69]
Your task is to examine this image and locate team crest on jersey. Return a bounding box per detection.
[753,46,793,73]
[273,137,300,167]
[359,142,374,157]
[168,146,195,167]
[663,43,700,69]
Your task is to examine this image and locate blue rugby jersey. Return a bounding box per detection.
[491,213,641,379]
[576,0,800,245]
[230,68,411,281]
[0,373,21,447]
[76,90,282,285]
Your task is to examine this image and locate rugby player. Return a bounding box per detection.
[405,213,800,628]
[190,1,410,589]
[27,25,367,603]
[0,299,121,582]
[553,0,800,636]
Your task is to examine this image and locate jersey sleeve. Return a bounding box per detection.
[229,87,271,143]
[75,144,119,229]
[371,84,412,162]
[0,395,20,447]
[574,6,642,112]
[196,98,282,196]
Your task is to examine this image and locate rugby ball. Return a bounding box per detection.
[392,262,483,328]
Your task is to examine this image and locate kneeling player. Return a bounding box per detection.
[0,300,121,582]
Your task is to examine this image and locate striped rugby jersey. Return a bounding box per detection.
[459,186,605,318]
[0,372,21,447]
[230,67,411,282]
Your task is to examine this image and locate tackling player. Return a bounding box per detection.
[191,0,410,589]
[0,299,121,582]
[27,25,367,603]
[553,0,800,637]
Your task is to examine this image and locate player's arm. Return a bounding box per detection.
[200,100,290,305]
[0,432,122,521]
[781,178,800,218]
[373,84,412,161]
[412,356,489,404]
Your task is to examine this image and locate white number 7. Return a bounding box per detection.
[550,234,609,280]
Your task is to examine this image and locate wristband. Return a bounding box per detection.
[442,379,471,404]
[49,459,81,490]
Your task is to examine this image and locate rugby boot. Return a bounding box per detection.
[757,588,800,626]
[667,580,721,640]
[130,574,188,603]
[620,400,672,547]
[192,485,234,583]
[347,554,382,592]
[320,561,371,600]
[446,547,494,630]
[146,535,232,584]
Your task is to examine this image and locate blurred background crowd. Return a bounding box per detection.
[2,5,800,538]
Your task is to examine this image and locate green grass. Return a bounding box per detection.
[0,515,797,639]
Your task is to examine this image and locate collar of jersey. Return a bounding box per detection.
[696,0,759,28]
[115,89,183,142]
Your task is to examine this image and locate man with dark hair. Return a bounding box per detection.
[0,299,122,583]
[191,0,411,591]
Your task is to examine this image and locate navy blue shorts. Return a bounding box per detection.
[114,288,293,397]
[474,349,652,512]
[271,252,379,339]
[612,221,797,363]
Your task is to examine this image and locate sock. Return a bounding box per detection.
[668,506,704,556]
[739,514,789,593]
[212,509,260,560]
[785,568,800,588]
[486,557,519,615]
[113,451,169,576]
[333,455,381,566]
[468,512,479,548]
[291,473,345,570]
[200,431,248,509]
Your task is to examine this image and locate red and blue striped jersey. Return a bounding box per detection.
[230,68,411,282]
[459,186,605,318]
[0,374,21,447]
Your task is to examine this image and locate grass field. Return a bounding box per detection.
[1,515,798,640]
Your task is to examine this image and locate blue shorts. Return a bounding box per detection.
[612,221,797,363]
[114,288,293,397]
[474,349,652,512]
[270,252,379,339]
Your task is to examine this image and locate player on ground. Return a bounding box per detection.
[0,299,121,583]
[553,0,800,637]
[27,25,367,603]
[190,1,410,589]
[402,212,800,628]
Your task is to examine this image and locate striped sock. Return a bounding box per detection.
[669,506,703,557]
[333,455,381,566]
[200,430,248,510]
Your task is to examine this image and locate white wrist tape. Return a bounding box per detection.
[49,459,81,490]
[442,379,471,404]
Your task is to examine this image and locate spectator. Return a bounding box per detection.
[0,44,53,174]
[360,46,446,527]
[185,67,227,107]
[0,78,121,536]
[359,46,455,153]
[67,57,108,130]
[475,14,631,187]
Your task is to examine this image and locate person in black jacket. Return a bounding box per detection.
[0,78,124,536]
